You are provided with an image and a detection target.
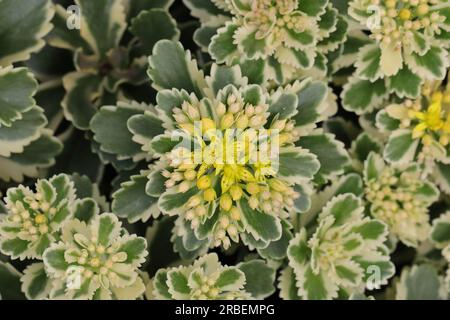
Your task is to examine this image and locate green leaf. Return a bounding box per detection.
[183,0,229,22]
[128,0,175,19]
[117,235,147,267]
[128,112,166,149]
[43,244,69,273]
[298,0,327,16]
[148,40,206,97]
[91,105,143,158]
[73,198,99,223]
[92,213,121,247]
[433,162,450,195]
[153,269,171,299]
[0,130,62,182]
[376,110,400,132]
[352,133,382,164]
[112,174,159,223]
[296,132,349,182]
[20,263,52,300]
[130,9,180,55]
[292,80,328,127]
[302,266,337,299]
[258,221,293,260]
[383,129,418,165]
[209,23,239,64]
[0,0,54,66]
[321,194,363,227]
[405,46,449,80]
[396,265,447,300]
[0,106,47,158]
[430,212,450,246]
[238,260,276,299]
[276,147,320,183]
[167,269,191,299]
[207,64,247,97]
[0,261,24,300]
[62,71,103,130]
[158,187,199,216]
[76,0,126,58]
[355,44,382,81]
[239,198,282,242]
[215,268,245,291]
[268,92,298,121]
[387,66,422,98]
[341,77,388,114]
[0,67,37,127]
[235,26,267,60]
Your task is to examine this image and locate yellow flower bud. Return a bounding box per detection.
[417,4,429,16]
[197,175,211,190]
[179,123,195,135]
[203,188,217,202]
[201,118,216,133]
[184,170,197,181]
[220,113,234,130]
[230,207,241,221]
[246,182,260,195]
[269,179,287,192]
[236,115,249,129]
[229,185,243,201]
[34,214,47,224]
[399,9,411,20]
[220,194,233,211]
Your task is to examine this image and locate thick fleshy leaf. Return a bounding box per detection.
[433,163,450,195]
[91,213,121,247]
[130,9,180,55]
[73,198,99,223]
[0,0,54,66]
[239,198,282,242]
[148,40,206,97]
[292,80,328,127]
[20,263,52,300]
[258,221,293,260]
[387,66,422,98]
[183,0,229,22]
[206,64,247,97]
[355,44,382,81]
[117,235,147,267]
[128,0,175,19]
[91,105,143,159]
[384,129,418,165]
[0,67,37,127]
[0,261,24,300]
[209,22,239,64]
[152,269,171,299]
[405,46,449,80]
[0,131,62,183]
[296,132,349,182]
[167,269,191,299]
[298,0,328,16]
[62,71,103,130]
[128,112,165,149]
[341,77,388,114]
[268,92,298,121]
[352,133,382,164]
[158,187,199,216]
[0,106,47,158]
[215,268,245,291]
[430,212,450,246]
[113,174,159,223]
[237,260,275,299]
[76,0,126,58]
[276,147,320,183]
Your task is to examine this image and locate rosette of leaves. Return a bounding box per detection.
[281,193,395,300]
[91,40,349,259]
[374,79,450,193]
[151,253,275,300]
[342,0,450,114]
[183,0,348,84]
[46,0,179,130]
[0,174,76,260]
[362,152,439,247]
[43,212,148,300]
[0,0,62,183]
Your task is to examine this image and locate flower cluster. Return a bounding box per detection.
[43,213,148,300]
[151,253,251,300]
[185,0,348,84]
[284,194,394,299]
[0,175,75,259]
[363,152,438,247]
[349,0,449,77]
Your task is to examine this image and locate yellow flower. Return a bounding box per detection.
[412,93,445,138]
